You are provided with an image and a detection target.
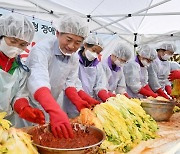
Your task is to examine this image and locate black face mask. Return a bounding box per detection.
[79,47,94,67]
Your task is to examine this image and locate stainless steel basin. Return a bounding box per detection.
[27,124,105,154]
[141,100,175,121]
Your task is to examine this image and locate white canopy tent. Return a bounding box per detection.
[0,0,180,54]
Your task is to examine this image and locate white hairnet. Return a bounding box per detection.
[0,14,35,43]
[158,43,176,53]
[84,34,104,49]
[112,43,132,61]
[137,45,157,60]
[54,14,89,38]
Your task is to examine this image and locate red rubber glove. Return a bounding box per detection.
[98,89,111,102]
[168,70,180,81]
[34,87,74,139]
[65,87,91,111]
[78,90,100,106]
[139,87,158,98]
[144,84,153,92]
[156,88,170,100]
[123,93,130,98]
[165,85,172,95]
[14,98,45,124]
[144,84,159,96]
[108,91,116,97]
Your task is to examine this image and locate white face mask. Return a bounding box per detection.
[85,50,97,61]
[114,60,125,67]
[59,48,73,57]
[141,59,150,67]
[161,54,171,61]
[0,38,23,58]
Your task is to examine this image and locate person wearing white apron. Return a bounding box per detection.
[101,43,132,98]
[0,14,45,127]
[64,34,112,118]
[76,34,115,103]
[148,43,176,99]
[123,45,158,98]
[26,14,92,139]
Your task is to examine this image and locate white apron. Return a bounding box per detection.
[126,64,148,98]
[0,69,30,127]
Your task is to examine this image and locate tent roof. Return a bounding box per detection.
[0,0,180,48]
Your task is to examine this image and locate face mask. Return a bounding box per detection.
[60,48,73,56]
[0,38,23,58]
[85,50,97,61]
[141,59,150,67]
[114,60,125,67]
[161,54,171,61]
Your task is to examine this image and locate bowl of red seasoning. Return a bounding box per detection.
[27,123,105,154]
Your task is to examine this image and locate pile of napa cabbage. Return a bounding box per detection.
[0,112,38,154]
[79,95,158,153]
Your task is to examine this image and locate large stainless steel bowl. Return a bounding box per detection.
[27,124,105,154]
[141,100,175,121]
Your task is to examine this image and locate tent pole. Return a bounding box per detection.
[90,18,114,34]
[133,33,138,53]
[89,0,105,14]
[0,7,47,14]
[26,0,60,18]
[92,17,134,35]
[91,12,180,18]
[91,0,172,32]
[117,34,134,45]
[103,17,133,34]
[26,0,86,18]
[138,34,175,45]
[92,18,134,45]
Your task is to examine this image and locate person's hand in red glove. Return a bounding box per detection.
[98,89,116,102]
[108,91,116,97]
[168,70,180,81]
[34,87,74,139]
[139,86,158,98]
[49,108,73,138]
[165,85,172,96]
[65,87,91,111]
[156,88,170,100]
[78,90,100,106]
[123,93,130,98]
[144,84,153,92]
[14,98,45,124]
